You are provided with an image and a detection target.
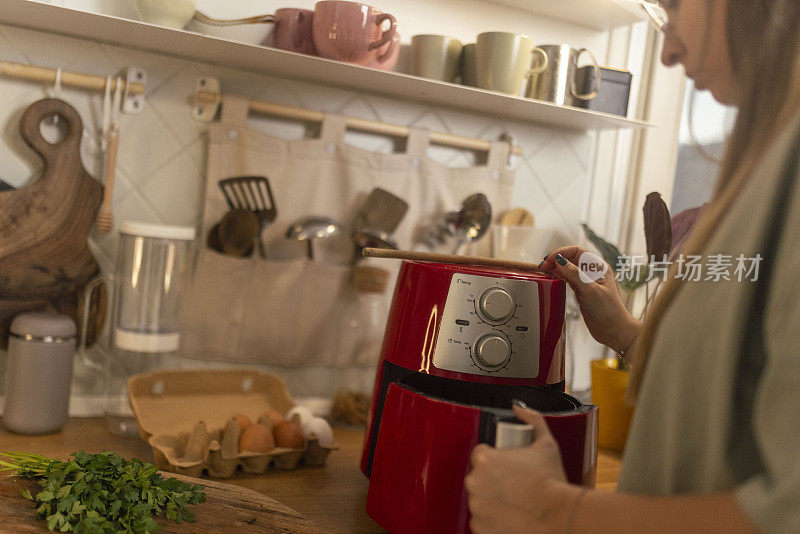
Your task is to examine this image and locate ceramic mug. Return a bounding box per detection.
[269,8,316,54]
[410,34,463,82]
[475,32,548,95]
[312,1,397,63]
[460,43,477,86]
[367,31,401,70]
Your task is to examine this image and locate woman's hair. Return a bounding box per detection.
[628,0,800,399]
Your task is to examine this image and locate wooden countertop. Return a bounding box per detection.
[0,418,621,533]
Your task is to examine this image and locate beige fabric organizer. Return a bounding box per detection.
[180,95,515,367]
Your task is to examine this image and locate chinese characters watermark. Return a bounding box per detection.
[611,254,763,283]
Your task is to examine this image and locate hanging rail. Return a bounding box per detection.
[193,80,522,156]
[0,61,147,113]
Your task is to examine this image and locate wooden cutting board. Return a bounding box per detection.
[0,472,320,533]
[0,98,105,349]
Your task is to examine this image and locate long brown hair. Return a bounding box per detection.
[628,0,800,399]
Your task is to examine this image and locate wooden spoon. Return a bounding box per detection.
[500,208,535,227]
[95,124,119,233]
[218,208,259,257]
[362,247,547,273]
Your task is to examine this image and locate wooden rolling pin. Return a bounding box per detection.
[362,248,547,273]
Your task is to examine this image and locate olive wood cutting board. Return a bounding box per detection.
[0,472,320,533]
[0,98,105,349]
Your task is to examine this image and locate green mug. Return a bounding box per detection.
[475,32,548,95]
[460,43,477,87]
[410,34,463,82]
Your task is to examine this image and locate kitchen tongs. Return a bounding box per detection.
[218,176,277,259]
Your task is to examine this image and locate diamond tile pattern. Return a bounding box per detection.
[0,23,597,396]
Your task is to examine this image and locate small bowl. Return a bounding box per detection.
[186,17,273,46]
[189,0,275,44]
[134,0,197,29]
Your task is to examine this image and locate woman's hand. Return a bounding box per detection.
[540,246,640,354]
[465,404,582,534]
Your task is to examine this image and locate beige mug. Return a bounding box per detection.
[460,43,477,86]
[410,34,463,82]
[475,32,548,95]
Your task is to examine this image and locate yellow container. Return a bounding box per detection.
[590,358,635,452]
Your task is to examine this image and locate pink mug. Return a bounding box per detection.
[312,1,397,63]
[269,8,316,55]
[366,31,400,70]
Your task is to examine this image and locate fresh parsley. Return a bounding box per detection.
[0,451,206,533]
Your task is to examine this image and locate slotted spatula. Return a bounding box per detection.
[218,176,277,259]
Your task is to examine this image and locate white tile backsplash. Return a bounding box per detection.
[139,142,205,225]
[528,136,587,200]
[115,104,185,180]
[0,25,92,67]
[0,20,598,400]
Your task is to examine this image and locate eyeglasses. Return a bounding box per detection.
[640,1,668,32]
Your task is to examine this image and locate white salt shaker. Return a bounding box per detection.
[3,312,76,434]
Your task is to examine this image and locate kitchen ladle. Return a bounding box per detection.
[286,216,342,260]
[419,193,492,253]
[450,193,492,254]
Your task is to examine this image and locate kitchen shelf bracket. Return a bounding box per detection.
[122,67,148,115]
[192,77,220,123]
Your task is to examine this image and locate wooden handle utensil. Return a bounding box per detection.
[96,124,118,233]
[362,247,547,273]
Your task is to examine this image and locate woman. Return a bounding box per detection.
[466,1,800,532]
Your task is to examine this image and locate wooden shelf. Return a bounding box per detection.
[3,0,653,132]
[488,0,647,31]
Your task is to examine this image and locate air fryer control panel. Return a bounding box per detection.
[432,273,541,378]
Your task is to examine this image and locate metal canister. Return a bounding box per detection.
[574,66,633,117]
[524,44,600,107]
[3,312,76,434]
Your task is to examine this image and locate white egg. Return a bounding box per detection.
[286,406,314,428]
[302,417,335,448]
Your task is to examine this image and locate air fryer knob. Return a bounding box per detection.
[473,333,512,370]
[477,287,515,323]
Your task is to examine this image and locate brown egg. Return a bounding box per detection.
[232,413,254,431]
[239,423,275,454]
[259,409,285,426]
[273,420,305,449]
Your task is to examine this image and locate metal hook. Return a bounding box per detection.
[53,67,62,96]
[101,75,112,151]
[499,132,516,167]
[46,68,63,126]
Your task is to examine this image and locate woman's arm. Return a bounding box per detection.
[540,247,641,358]
[571,488,760,534]
[466,405,761,534]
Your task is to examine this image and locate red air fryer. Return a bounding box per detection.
[361,261,597,534]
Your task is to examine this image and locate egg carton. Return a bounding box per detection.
[128,369,338,479]
[148,426,337,479]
